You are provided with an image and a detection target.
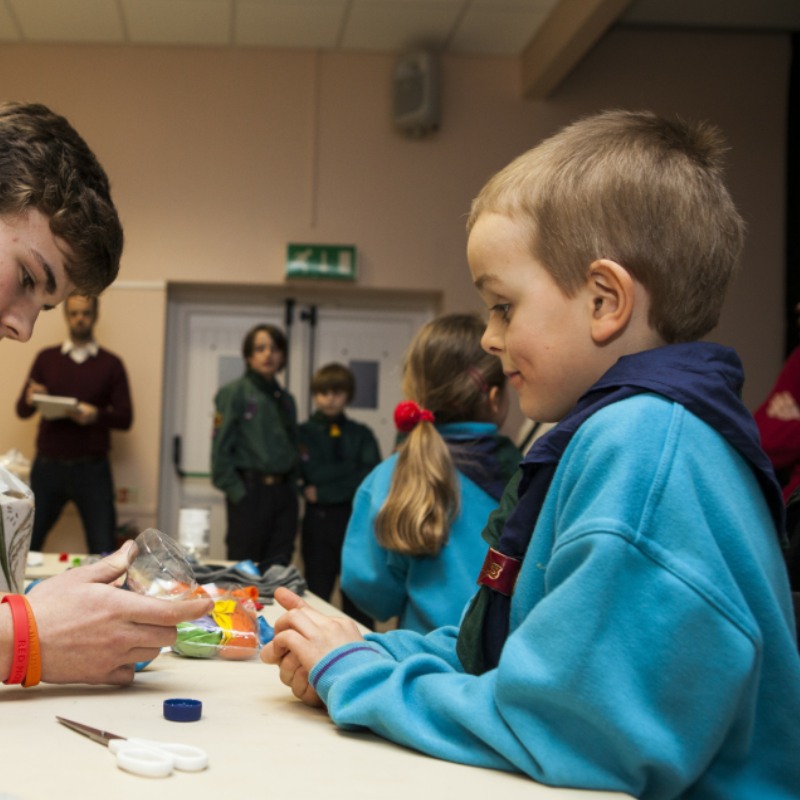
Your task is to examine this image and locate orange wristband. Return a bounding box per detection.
[21,596,41,688]
[2,595,30,685]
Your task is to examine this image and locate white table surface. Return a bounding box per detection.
[3,554,632,800]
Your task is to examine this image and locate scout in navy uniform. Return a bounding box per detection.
[212,323,300,565]
[298,363,381,623]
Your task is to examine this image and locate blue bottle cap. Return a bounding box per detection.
[163,698,202,722]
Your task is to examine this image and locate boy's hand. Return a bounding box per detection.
[260,587,364,707]
[303,485,317,503]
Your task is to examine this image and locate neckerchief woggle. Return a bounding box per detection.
[456,342,786,675]
[311,410,346,460]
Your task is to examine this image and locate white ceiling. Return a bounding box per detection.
[0,0,798,58]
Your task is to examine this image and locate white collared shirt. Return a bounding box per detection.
[61,339,99,365]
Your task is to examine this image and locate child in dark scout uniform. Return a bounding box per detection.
[298,364,381,624]
[262,110,800,799]
[212,324,300,565]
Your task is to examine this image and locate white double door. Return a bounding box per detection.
[157,291,434,558]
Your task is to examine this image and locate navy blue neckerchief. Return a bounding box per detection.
[443,425,518,502]
[456,342,786,675]
[396,423,518,502]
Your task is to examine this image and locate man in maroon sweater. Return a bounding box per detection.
[16,294,132,553]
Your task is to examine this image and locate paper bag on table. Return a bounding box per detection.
[0,465,34,593]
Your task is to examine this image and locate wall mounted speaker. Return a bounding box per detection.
[393,50,440,138]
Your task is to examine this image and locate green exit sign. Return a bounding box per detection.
[286,243,357,281]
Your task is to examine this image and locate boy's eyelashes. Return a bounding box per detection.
[489,303,511,320]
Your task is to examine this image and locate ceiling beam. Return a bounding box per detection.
[521,0,635,99]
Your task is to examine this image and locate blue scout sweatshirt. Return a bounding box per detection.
[309,344,800,799]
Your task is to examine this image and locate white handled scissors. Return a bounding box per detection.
[56,716,209,778]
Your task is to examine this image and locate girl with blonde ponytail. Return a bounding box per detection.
[340,313,520,633]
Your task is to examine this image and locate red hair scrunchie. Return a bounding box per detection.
[394,400,435,433]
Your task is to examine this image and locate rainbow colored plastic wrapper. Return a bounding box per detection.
[173,583,273,660]
[121,533,273,662]
[174,616,224,658]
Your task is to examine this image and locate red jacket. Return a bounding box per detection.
[754,346,800,501]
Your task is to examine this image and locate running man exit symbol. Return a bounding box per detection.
[286,243,357,281]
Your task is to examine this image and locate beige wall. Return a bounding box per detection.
[0,28,791,549]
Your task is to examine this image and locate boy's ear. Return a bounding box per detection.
[586,259,635,344]
[487,385,503,416]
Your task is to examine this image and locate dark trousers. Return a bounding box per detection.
[301,502,373,629]
[30,456,117,554]
[225,480,298,566]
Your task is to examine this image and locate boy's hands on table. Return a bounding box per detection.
[26,541,213,686]
[261,587,364,708]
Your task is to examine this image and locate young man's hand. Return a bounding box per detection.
[260,587,364,708]
[68,401,99,425]
[26,543,213,685]
[25,380,47,406]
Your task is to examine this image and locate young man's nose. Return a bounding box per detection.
[2,308,36,341]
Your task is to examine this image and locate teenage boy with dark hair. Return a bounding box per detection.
[0,101,211,687]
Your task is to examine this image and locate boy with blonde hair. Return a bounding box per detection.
[262,110,800,798]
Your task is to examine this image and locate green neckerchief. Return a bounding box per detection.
[247,370,294,432]
[456,469,522,674]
